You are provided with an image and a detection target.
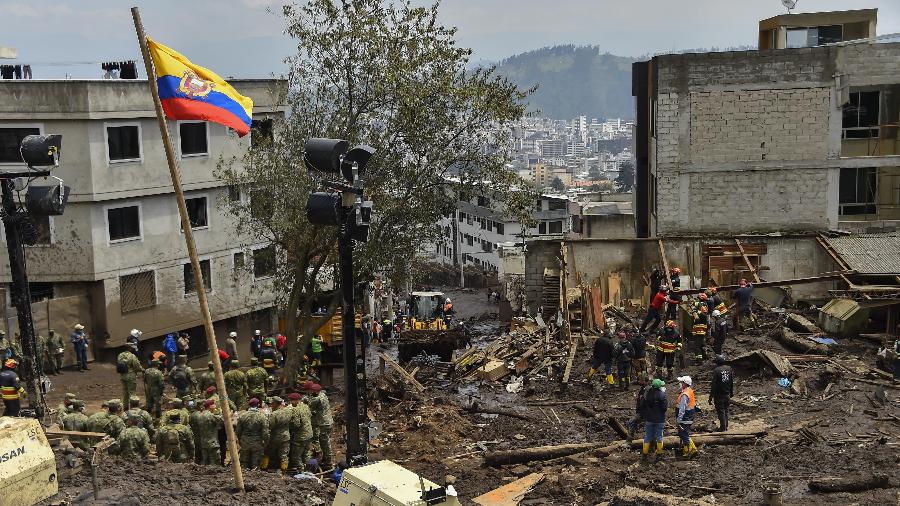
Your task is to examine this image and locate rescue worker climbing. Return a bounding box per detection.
[675,375,698,459]
[654,320,682,380]
[0,359,25,416]
[641,286,674,334]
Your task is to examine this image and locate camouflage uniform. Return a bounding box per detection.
[63,402,90,451]
[223,366,248,410]
[188,403,203,463]
[264,400,293,473]
[197,364,216,394]
[194,408,224,465]
[156,419,194,463]
[288,400,314,469]
[236,406,269,470]
[117,423,150,459]
[169,359,197,399]
[56,393,76,427]
[117,349,143,408]
[124,398,155,439]
[160,399,191,427]
[245,361,268,401]
[47,330,65,374]
[87,403,126,439]
[143,362,165,418]
[307,391,333,464]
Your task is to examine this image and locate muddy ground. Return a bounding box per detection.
[38,288,900,505]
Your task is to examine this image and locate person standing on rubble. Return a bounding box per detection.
[588,331,615,385]
[157,412,194,463]
[224,359,248,409]
[710,310,729,356]
[47,329,64,375]
[263,396,293,474]
[654,320,682,380]
[237,397,270,469]
[195,399,225,465]
[642,378,668,462]
[627,374,649,439]
[734,279,755,330]
[710,355,734,432]
[629,328,648,382]
[143,359,165,419]
[305,382,334,468]
[675,375,698,459]
[641,286,673,334]
[288,391,314,471]
[614,331,634,389]
[117,341,144,409]
[117,412,151,460]
[689,295,710,362]
[198,361,216,393]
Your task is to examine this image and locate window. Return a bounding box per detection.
[29,283,54,303]
[251,118,273,144]
[107,205,141,242]
[120,271,157,312]
[458,212,465,222]
[477,196,490,207]
[466,235,473,246]
[839,167,877,215]
[842,91,880,139]
[106,124,141,162]
[539,222,547,235]
[179,122,208,156]
[480,218,486,229]
[482,241,491,253]
[233,251,245,271]
[228,185,242,202]
[253,246,276,278]
[26,215,52,246]
[786,25,842,48]
[495,223,504,235]
[184,259,212,294]
[548,199,567,211]
[0,127,40,163]
[184,196,208,229]
[548,221,563,234]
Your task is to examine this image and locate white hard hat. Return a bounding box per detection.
[130,329,141,337]
[229,331,238,338]
[676,375,693,387]
[445,298,451,303]
[711,310,721,317]
[254,330,261,336]
[74,323,85,330]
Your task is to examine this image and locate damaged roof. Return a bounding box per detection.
[826,232,900,275]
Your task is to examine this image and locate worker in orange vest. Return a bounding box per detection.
[675,375,698,459]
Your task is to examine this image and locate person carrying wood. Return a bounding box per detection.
[675,376,698,459]
[641,378,667,462]
[640,286,672,334]
[733,279,756,330]
[709,355,734,432]
[654,320,681,380]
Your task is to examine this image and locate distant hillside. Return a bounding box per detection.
[494,45,635,120]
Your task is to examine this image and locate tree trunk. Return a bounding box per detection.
[464,404,534,421]
[483,442,605,466]
[808,474,889,493]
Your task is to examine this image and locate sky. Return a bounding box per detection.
[1,0,899,79]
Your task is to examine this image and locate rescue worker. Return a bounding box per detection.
[310,335,323,367]
[640,286,672,334]
[305,382,333,467]
[260,339,279,376]
[689,296,710,361]
[710,355,734,432]
[626,374,649,439]
[587,331,615,385]
[156,412,194,463]
[88,400,125,438]
[63,400,91,450]
[223,359,248,410]
[250,330,263,359]
[734,279,755,330]
[246,357,269,402]
[169,355,196,399]
[0,359,25,416]
[649,269,665,306]
[117,341,143,409]
[125,396,155,439]
[236,397,269,469]
[226,331,239,362]
[195,399,225,465]
[655,320,682,380]
[442,298,455,327]
[288,392,314,470]
[198,362,216,393]
[47,329,65,375]
[630,328,648,381]
[710,309,729,356]
[161,398,191,427]
[117,412,151,460]
[143,359,165,418]
[163,333,178,371]
[675,375,698,459]
[614,331,634,389]
[642,378,668,462]
[70,323,90,371]
[0,330,18,361]
[381,317,393,341]
[264,396,293,474]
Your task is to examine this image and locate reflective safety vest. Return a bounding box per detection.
[691,323,708,336]
[715,302,728,315]
[260,348,277,370]
[658,330,680,353]
[0,370,24,400]
[678,387,696,423]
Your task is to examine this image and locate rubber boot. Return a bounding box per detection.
[687,439,698,458]
[260,456,270,470]
[654,442,664,462]
[587,367,595,380]
[606,374,615,385]
[277,460,288,475]
[681,444,690,459]
[641,442,650,461]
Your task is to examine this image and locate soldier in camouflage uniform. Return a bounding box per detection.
[117,342,143,409]
[0,330,21,361]
[156,412,194,463]
[304,382,333,467]
[168,355,196,399]
[143,359,165,418]
[87,400,126,439]
[187,397,202,462]
[263,396,292,474]
[194,399,224,465]
[56,392,76,426]
[197,362,216,393]
[117,412,150,460]
[236,397,269,470]
[47,329,65,375]
[287,392,313,470]
[160,398,191,427]
[124,396,155,439]
[63,400,91,451]
[223,360,248,410]
[245,357,268,402]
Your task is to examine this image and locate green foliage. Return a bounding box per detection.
[587,166,602,180]
[615,160,635,193]
[217,0,531,385]
[587,180,615,193]
[495,45,634,120]
[548,176,565,191]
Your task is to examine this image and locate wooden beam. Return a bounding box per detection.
[815,234,870,299]
[676,271,854,296]
[45,429,108,439]
[658,239,671,288]
[734,239,761,283]
[562,341,578,384]
[378,352,425,392]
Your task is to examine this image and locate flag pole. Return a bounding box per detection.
[131,7,244,492]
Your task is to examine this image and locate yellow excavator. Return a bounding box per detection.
[406,291,450,330]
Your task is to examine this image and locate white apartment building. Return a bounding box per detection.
[0,79,284,360]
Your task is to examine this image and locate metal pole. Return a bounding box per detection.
[340,203,362,462]
[455,209,464,288]
[131,7,243,492]
[0,180,44,417]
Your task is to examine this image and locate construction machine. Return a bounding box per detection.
[407,291,450,330]
[333,460,460,506]
[0,417,58,506]
[398,291,466,363]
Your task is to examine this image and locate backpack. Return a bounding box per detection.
[116,360,129,374]
[161,427,181,456]
[171,367,189,390]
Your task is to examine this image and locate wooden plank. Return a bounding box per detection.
[734,239,762,283]
[45,429,108,439]
[676,271,854,296]
[815,234,869,299]
[473,473,545,506]
[590,286,605,329]
[562,341,578,384]
[658,239,671,289]
[377,352,425,392]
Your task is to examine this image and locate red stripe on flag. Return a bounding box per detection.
[160,97,250,137]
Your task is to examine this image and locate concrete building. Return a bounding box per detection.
[0,79,285,361]
[633,8,900,238]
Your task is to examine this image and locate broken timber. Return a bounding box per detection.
[561,341,578,384]
[627,427,769,449]
[776,327,832,356]
[676,271,854,296]
[483,442,611,466]
[465,403,534,421]
[473,473,544,506]
[808,474,890,493]
[377,352,425,392]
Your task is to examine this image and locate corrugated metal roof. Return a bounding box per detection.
[826,232,900,275]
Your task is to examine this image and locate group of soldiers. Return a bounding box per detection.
[0,328,68,375]
[58,339,335,474]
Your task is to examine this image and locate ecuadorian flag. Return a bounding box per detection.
[147,37,253,137]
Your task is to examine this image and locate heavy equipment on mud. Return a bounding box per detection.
[398,291,467,363]
[0,417,58,506]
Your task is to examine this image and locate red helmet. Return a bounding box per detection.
[700,306,709,313]
[699,293,708,301]
[671,267,681,275]
[709,287,717,294]
[665,320,677,329]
